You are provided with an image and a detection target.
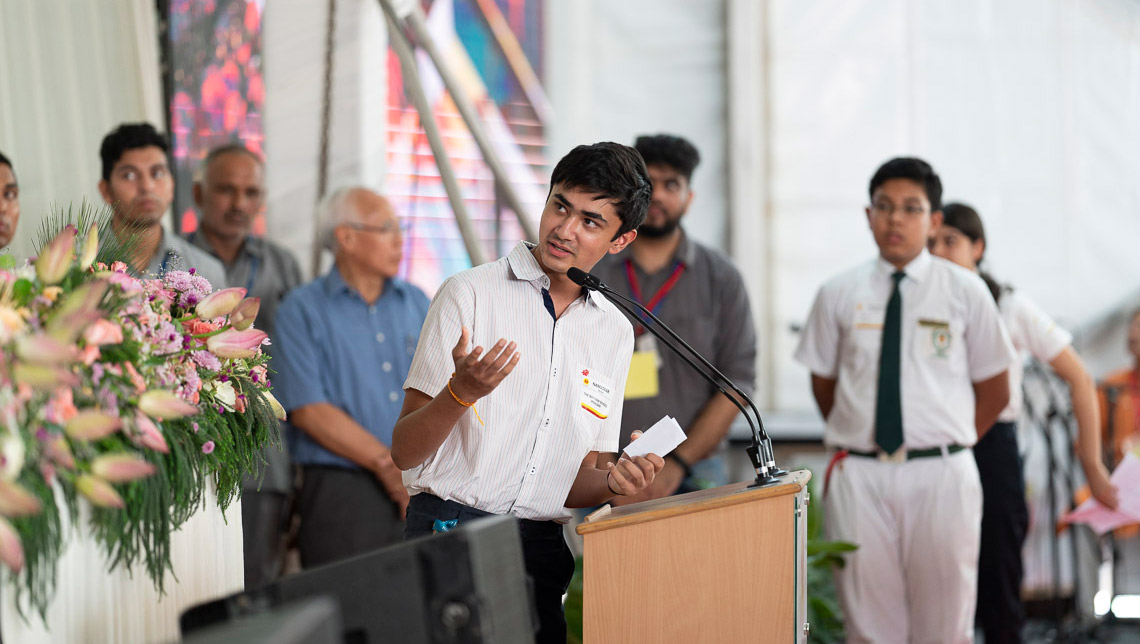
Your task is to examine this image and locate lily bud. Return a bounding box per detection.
[132,413,169,453]
[12,363,79,389]
[264,391,287,421]
[0,517,24,572]
[206,327,268,359]
[228,297,261,331]
[45,435,76,469]
[0,480,42,517]
[91,453,156,483]
[76,474,124,508]
[64,411,123,440]
[138,391,199,420]
[79,224,99,269]
[15,333,77,364]
[35,227,76,285]
[196,287,247,320]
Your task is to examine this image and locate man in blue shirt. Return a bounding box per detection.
[273,186,429,568]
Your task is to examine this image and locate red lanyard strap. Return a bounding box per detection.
[624,259,686,315]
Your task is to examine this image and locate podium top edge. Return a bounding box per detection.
[575,469,812,535]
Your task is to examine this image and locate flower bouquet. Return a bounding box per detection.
[0,212,282,620]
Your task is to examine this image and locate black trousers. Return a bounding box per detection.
[974,421,1029,644]
[297,465,404,569]
[405,493,573,644]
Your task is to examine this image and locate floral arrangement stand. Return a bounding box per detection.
[0,216,283,642]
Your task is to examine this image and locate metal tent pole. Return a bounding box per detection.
[385,12,487,266]
[378,0,538,243]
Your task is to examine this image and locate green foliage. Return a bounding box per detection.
[31,201,136,268]
[804,473,853,643]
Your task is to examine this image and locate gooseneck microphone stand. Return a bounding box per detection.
[568,268,784,488]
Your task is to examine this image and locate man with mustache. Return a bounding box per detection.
[593,134,756,501]
[188,143,303,589]
[0,152,20,250]
[97,123,225,289]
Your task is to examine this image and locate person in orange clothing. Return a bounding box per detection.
[1098,309,1140,465]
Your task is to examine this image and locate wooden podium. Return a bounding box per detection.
[575,470,811,644]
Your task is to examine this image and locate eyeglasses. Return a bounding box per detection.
[343,221,411,236]
[869,202,928,217]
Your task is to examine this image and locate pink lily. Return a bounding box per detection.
[82,319,123,346]
[12,364,79,389]
[35,226,76,285]
[131,413,169,453]
[45,435,76,469]
[0,517,24,572]
[76,474,124,508]
[206,327,268,359]
[196,287,247,320]
[15,333,77,364]
[91,453,157,483]
[0,480,42,517]
[228,297,261,331]
[138,390,199,420]
[0,478,41,515]
[64,410,123,440]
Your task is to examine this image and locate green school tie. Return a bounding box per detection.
[875,270,906,454]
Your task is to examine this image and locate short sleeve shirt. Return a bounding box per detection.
[998,289,1072,422]
[273,268,430,469]
[402,241,634,522]
[795,250,1016,449]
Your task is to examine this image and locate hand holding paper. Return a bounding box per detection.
[1062,452,1140,535]
[623,416,687,460]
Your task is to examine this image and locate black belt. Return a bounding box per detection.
[409,493,564,537]
[844,443,967,463]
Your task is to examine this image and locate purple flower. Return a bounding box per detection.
[191,422,199,433]
[191,350,222,372]
[201,440,215,454]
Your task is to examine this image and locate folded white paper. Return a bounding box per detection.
[622,415,686,459]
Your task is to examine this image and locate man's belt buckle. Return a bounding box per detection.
[878,448,907,464]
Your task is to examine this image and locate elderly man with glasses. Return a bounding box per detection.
[273,186,428,568]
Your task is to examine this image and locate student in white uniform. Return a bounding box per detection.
[796,157,1016,644]
[930,202,1118,644]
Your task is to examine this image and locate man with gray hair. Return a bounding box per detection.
[273,186,429,568]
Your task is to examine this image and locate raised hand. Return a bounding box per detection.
[448,326,521,403]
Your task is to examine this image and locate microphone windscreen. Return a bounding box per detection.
[566,267,589,286]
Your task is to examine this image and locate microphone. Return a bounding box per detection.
[567,267,783,488]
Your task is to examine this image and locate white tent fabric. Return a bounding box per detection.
[760,0,1140,412]
[0,0,165,261]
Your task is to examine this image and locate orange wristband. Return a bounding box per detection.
[447,376,483,426]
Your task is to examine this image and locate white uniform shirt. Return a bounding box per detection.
[402,241,634,521]
[795,250,1016,450]
[997,289,1072,422]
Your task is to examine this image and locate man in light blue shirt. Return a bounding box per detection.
[273,186,428,568]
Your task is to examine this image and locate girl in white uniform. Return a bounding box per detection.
[929,203,1118,644]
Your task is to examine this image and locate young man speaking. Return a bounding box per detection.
[392,142,665,643]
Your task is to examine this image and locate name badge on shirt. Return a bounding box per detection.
[580,370,615,419]
[918,319,952,358]
[853,302,884,330]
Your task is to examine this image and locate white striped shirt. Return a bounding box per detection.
[402,241,634,521]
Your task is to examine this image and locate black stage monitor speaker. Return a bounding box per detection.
[180,596,342,644]
[181,514,535,644]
